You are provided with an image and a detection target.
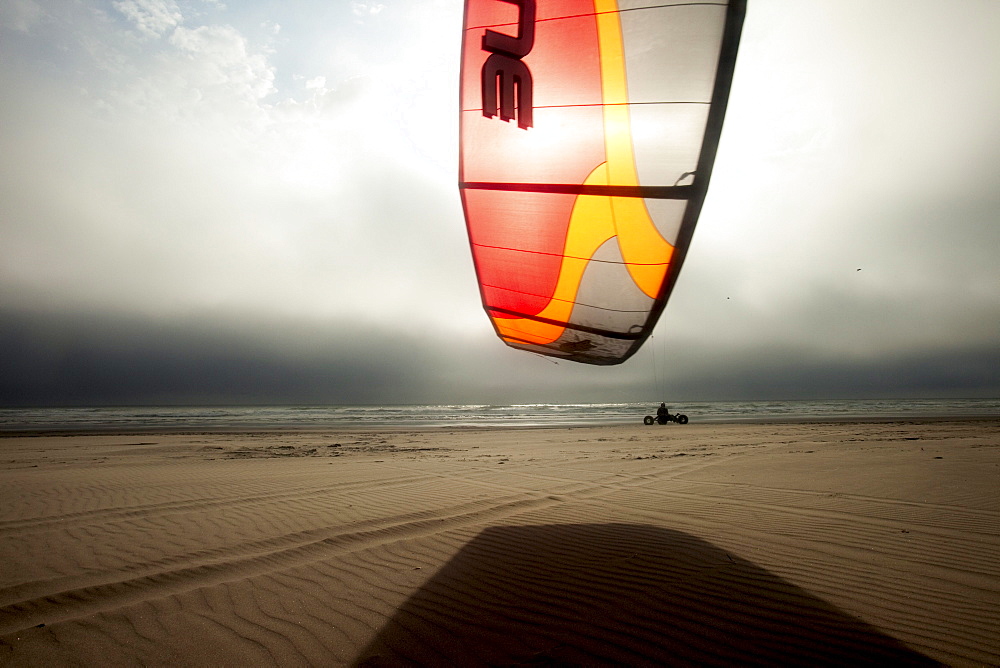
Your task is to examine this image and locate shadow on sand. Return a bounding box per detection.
[354,523,938,666]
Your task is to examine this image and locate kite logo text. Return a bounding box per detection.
[481,0,535,129]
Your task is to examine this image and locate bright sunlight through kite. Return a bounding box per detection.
[460,0,745,364]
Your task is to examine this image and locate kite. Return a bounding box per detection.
[459,0,745,364]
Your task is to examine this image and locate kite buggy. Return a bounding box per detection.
[644,403,689,425]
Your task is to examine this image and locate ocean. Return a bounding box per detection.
[1,399,997,433]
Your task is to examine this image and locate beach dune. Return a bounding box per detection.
[1,420,998,666]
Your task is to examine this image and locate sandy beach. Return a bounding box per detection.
[1,419,998,666]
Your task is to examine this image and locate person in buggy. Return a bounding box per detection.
[645,403,689,425]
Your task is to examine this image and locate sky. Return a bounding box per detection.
[1,0,999,406]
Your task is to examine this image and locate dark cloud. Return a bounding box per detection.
[656,343,1000,402]
[2,308,996,407]
[0,308,428,406]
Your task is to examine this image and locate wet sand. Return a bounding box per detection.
[1,420,998,666]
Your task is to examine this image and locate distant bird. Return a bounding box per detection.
[857,268,861,271]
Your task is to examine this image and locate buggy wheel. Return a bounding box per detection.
[678,414,689,425]
[643,415,655,425]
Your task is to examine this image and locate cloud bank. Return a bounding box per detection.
[1,0,998,405]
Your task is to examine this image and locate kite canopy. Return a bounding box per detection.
[460,0,745,364]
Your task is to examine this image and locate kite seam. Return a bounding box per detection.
[472,242,670,266]
[487,307,645,340]
[483,284,656,315]
[461,181,692,199]
[467,3,730,32]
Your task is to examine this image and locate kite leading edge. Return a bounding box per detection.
[459,0,745,364]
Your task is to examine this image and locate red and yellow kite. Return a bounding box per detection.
[460,0,745,364]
